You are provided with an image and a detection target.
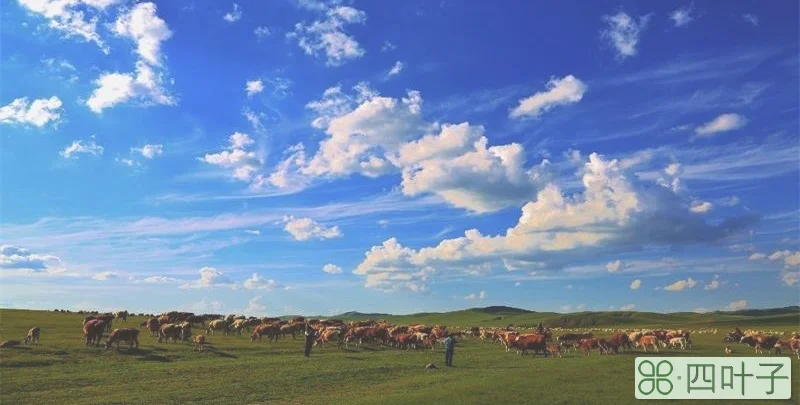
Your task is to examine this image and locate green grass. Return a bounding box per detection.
[1,308,798,405]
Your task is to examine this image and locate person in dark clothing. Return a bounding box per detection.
[443,334,455,367]
[304,325,316,357]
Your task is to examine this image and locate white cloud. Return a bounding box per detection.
[606,259,622,273]
[353,152,757,291]
[664,277,697,291]
[620,304,636,311]
[18,0,120,51]
[630,279,641,290]
[86,62,175,113]
[782,271,799,286]
[725,300,748,311]
[142,276,176,283]
[322,263,343,274]
[223,3,242,22]
[60,138,104,158]
[694,113,747,137]
[113,2,172,66]
[690,201,713,214]
[704,279,720,290]
[199,132,263,185]
[287,6,367,66]
[601,11,651,59]
[282,216,342,241]
[767,250,791,261]
[244,229,261,236]
[748,252,766,260]
[180,267,237,289]
[742,13,759,26]
[670,5,694,27]
[720,196,740,207]
[387,61,404,77]
[0,245,62,272]
[245,296,267,316]
[381,40,396,52]
[785,252,800,267]
[0,96,63,127]
[509,75,587,119]
[243,273,280,290]
[464,290,486,300]
[132,144,163,159]
[91,271,117,280]
[246,79,264,96]
[254,26,271,38]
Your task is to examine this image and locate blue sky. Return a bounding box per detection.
[1,0,798,316]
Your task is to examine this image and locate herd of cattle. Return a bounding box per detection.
[2,310,799,360]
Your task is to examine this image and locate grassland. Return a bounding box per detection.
[1,307,798,405]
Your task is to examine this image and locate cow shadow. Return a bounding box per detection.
[344,356,366,361]
[204,346,237,359]
[112,347,173,362]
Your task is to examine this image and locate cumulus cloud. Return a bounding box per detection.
[690,201,713,214]
[287,5,367,66]
[387,61,404,77]
[113,2,172,66]
[60,138,104,158]
[620,303,636,311]
[0,96,63,128]
[0,245,62,272]
[704,279,720,290]
[132,144,163,159]
[246,79,264,96]
[748,252,766,260]
[509,75,587,119]
[199,132,263,186]
[322,263,343,274]
[670,5,694,27]
[464,291,486,300]
[694,113,747,137]
[606,259,622,273]
[664,277,697,291]
[282,216,342,241]
[726,300,748,311]
[601,11,651,59]
[180,267,237,289]
[782,271,799,286]
[630,279,641,290]
[271,85,548,212]
[18,0,121,51]
[86,61,175,113]
[352,152,758,291]
[243,273,280,290]
[223,3,242,22]
[254,26,271,38]
[91,271,117,280]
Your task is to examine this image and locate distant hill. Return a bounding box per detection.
[332,306,799,328]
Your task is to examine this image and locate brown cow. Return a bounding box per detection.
[83,320,106,347]
[513,334,548,357]
[607,332,632,353]
[24,327,40,345]
[106,328,140,349]
[639,335,659,353]
[546,344,563,358]
[158,324,182,343]
[194,335,206,351]
[145,318,161,337]
[250,324,280,342]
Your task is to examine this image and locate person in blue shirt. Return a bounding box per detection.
[443,334,456,367]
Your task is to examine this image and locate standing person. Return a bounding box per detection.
[304,325,316,357]
[443,333,456,367]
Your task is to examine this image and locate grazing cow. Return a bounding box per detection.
[158,315,171,325]
[83,320,106,347]
[316,329,343,347]
[115,311,128,322]
[105,328,140,349]
[608,333,632,353]
[724,346,733,356]
[194,335,206,352]
[158,324,182,343]
[512,334,548,357]
[24,327,40,345]
[177,322,193,341]
[0,340,22,348]
[145,318,161,337]
[186,315,205,328]
[782,339,800,359]
[546,344,562,358]
[639,335,659,353]
[669,337,687,350]
[206,320,229,336]
[84,314,114,331]
[250,324,280,342]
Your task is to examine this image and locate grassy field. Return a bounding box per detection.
[1,308,798,405]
